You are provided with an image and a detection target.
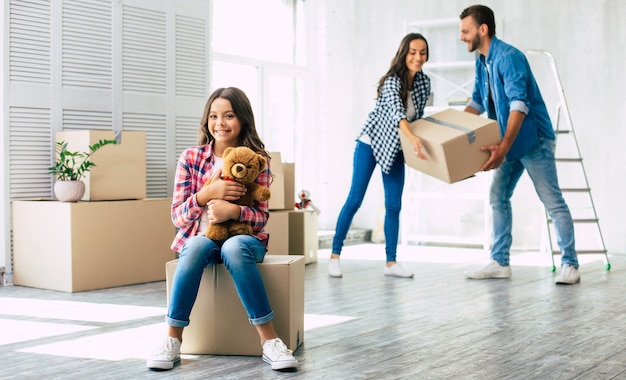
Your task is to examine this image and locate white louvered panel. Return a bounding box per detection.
[9,0,51,83]
[123,113,168,198]
[9,107,53,199]
[62,109,113,130]
[175,15,206,97]
[175,115,199,159]
[62,0,112,88]
[122,5,166,93]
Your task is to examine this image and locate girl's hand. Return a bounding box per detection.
[206,199,240,223]
[197,171,246,206]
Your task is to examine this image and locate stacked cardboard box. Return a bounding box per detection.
[11,130,175,292]
[266,153,318,264]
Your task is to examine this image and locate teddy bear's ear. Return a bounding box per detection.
[223,147,234,157]
[257,153,267,172]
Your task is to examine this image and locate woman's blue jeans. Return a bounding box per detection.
[166,234,273,327]
[490,136,578,268]
[332,140,405,262]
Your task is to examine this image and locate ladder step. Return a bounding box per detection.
[555,158,583,162]
[555,129,572,135]
[551,249,607,255]
[561,188,591,192]
[548,218,599,223]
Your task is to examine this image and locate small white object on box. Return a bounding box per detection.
[400,108,501,183]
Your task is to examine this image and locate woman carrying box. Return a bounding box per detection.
[328,33,431,278]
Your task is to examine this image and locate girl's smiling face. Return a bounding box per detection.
[208,97,242,151]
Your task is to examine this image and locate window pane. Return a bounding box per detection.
[211,61,261,125]
[263,75,304,163]
[212,0,296,64]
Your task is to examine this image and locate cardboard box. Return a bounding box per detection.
[166,255,305,356]
[289,211,318,264]
[55,130,147,201]
[400,109,501,183]
[268,152,285,210]
[268,152,295,210]
[266,210,290,255]
[12,198,175,292]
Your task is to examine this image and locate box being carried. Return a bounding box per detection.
[399,109,501,183]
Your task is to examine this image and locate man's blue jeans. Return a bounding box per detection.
[166,234,273,327]
[490,136,578,268]
[332,141,405,262]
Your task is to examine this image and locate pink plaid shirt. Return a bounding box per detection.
[170,143,271,253]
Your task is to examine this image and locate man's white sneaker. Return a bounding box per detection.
[384,263,414,278]
[146,336,181,370]
[328,258,343,277]
[465,259,512,279]
[262,338,298,370]
[555,264,580,284]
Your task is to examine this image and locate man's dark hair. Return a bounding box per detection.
[460,4,496,37]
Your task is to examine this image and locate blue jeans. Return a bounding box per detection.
[332,141,405,262]
[166,234,273,326]
[490,136,578,268]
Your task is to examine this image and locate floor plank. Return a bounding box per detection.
[0,244,624,379]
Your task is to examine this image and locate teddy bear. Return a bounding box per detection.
[204,146,271,241]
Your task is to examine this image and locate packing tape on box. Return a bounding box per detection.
[423,116,476,144]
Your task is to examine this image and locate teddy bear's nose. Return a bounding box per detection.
[235,165,244,173]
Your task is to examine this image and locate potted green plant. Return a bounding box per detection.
[48,139,117,201]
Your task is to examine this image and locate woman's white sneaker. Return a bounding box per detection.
[555,264,581,284]
[328,258,343,277]
[384,263,414,278]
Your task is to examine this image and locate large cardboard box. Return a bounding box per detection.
[266,210,290,254]
[166,255,305,356]
[12,199,175,292]
[268,152,285,210]
[400,109,501,183]
[289,211,318,264]
[55,130,147,201]
[268,152,295,210]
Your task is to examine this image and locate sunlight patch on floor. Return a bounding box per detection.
[0,319,97,346]
[14,313,357,361]
[0,297,165,323]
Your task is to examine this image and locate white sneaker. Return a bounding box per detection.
[146,336,181,370]
[465,259,512,279]
[328,258,343,277]
[262,338,298,370]
[555,264,580,284]
[384,263,414,278]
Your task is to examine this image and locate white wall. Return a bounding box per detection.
[314,0,626,254]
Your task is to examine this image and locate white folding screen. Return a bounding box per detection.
[3,0,210,275]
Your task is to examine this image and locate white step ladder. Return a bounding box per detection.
[526,50,610,271]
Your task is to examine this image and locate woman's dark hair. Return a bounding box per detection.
[198,87,269,160]
[460,4,496,37]
[376,33,429,106]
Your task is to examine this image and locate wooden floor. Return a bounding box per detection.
[1,244,625,380]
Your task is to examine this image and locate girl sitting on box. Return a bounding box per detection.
[147,87,298,371]
[328,33,431,278]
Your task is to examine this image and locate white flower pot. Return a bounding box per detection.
[54,180,85,202]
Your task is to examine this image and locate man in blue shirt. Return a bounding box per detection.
[459,4,580,284]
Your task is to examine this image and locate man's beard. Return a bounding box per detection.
[468,34,481,52]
